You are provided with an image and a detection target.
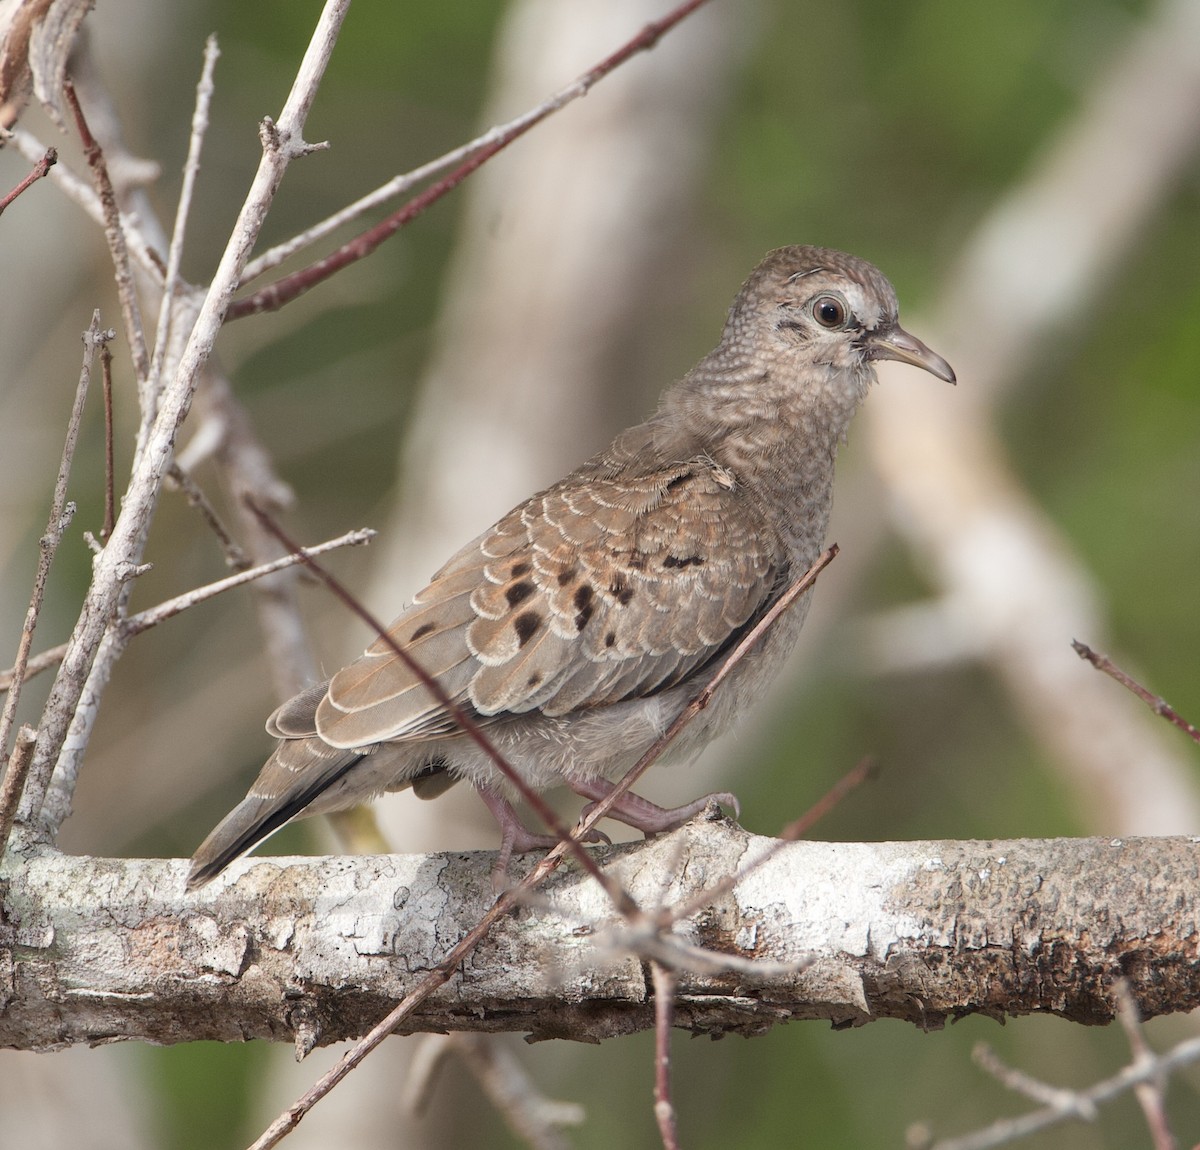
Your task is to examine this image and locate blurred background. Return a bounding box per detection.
[2,0,1200,1146]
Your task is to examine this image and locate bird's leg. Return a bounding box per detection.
[477,786,609,890]
[569,777,740,837]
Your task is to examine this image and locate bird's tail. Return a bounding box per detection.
[186,743,364,891]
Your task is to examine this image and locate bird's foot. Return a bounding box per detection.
[570,777,740,837]
[478,787,609,892]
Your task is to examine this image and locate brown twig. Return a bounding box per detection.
[168,463,250,569]
[100,341,116,541]
[63,80,150,388]
[246,546,836,1150]
[0,316,111,852]
[0,147,56,216]
[1071,640,1200,745]
[650,961,681,1150]
[226,0,712,320]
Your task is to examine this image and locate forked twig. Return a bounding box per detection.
[1071,640,1200,745]
[227,0,712,320]
[245,545,836,1150]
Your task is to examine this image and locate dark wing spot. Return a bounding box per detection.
[556,568,577,586]
[663,554,705,569]
[514,611,542,647]
[409,621,437,642]
[510,561,530,578]
[610,576,634,606]
[605,631,617,648]
[573,584,594,610]
[505,580,535,607]
[574,602,594,632]
[527,672,543,688]
[665,471,691,491]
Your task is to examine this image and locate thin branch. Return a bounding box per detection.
[1114,979,1177,1150]
[168,463,250,570]
[650,962,680,1150]
[0,316,110,850]
[0,727,37,853]
[0,145,56,216]
[1072,640,1200,745]
[63,80,151,390]
[449,1034,585,1150]
[246,547,836,1150]
[146,34,220,420]
[122,527,374,639]
[18,0,353,838]
[99,340,115,541]
[921,1034,1200,1150]
[6,125,163,279]
[0,528,376,697]
[227,0,713,319]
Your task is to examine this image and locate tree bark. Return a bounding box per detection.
[3,823,1197,1053]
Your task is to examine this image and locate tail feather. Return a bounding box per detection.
[186,748,364,891]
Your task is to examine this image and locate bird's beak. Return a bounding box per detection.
[867,324,956,384]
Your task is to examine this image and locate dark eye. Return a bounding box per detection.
[813,295,847,328]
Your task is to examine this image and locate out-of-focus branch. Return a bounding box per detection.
[861,0,1200,834]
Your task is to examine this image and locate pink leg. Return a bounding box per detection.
[568,777,740,837]
[477,787,609,890]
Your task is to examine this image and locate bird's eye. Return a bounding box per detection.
[812,295,848,328]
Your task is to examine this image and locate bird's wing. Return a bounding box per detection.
[310,456,785,749]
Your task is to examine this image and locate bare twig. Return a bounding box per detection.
[918,1032,1200,1150]
[63,80,151,389]
[168,463,250,570]
[19,0,353,838]
[0,316,111,850]
[0,528,375,697]
[449,1034,585,1150]
[6,125,162,279]
[227,0,712,320]
[0,146,56,216]
[1114,980,1177,1150]
[146,35,220,419]
[246,547,836,1150]
[650,961,680,1150]
[99,341,115,540]
[0,727,37,856]
[1072,640,1200,746]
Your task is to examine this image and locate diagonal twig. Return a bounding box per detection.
[1072,640,1200,745]
[227,0,712,320]
[63,80,151,390]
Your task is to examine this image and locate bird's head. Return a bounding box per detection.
[724,245,955,388]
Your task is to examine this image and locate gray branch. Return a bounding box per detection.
[1,823,1196,1054]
